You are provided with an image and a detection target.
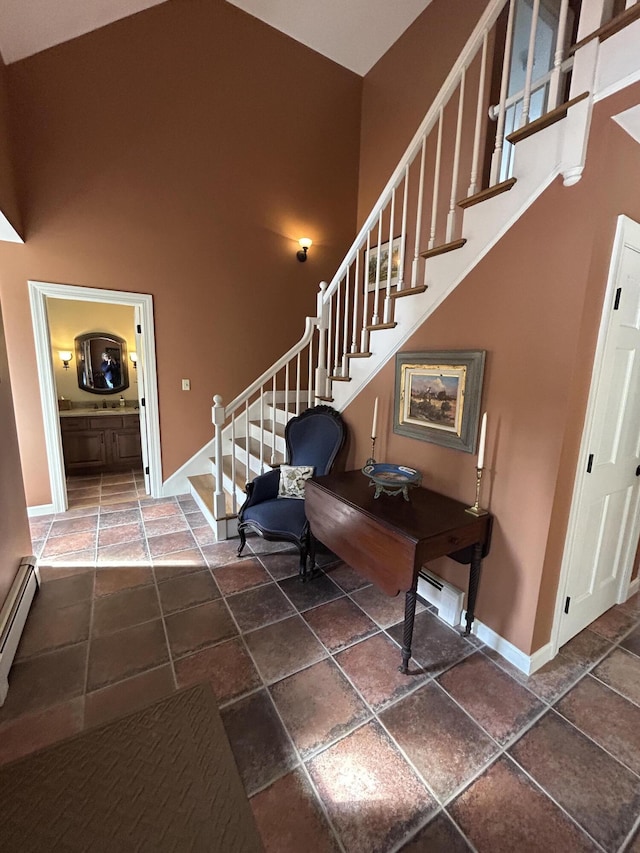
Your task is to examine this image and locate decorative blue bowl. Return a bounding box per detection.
[362,462,422,501]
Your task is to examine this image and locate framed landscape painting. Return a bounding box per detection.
[394,350,486,453]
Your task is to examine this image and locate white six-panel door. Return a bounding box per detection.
[558,215,640,647]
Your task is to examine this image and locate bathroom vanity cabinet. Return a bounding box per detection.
[60,412,142,474]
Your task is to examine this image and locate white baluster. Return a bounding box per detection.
[284,361,290,421]
[411,136,427,287]
[334,282,341,375]
[520,0,541,127]
[429,107,444,250]
[372,211,383,324]
[308,336,314,409]
[342,265,350,376]
[259,387,265,473]
[326,293,333,385]
[315,281,329,399]
[468,34,489,197]
[212,395,226,520]
[351,250,360,352]
[271,374,277,464]
[361,234,371,352]
[245,400,249,482]
[398,166,409,290]
[446,67,466,243]
[490,0,517,186]
[548,0,570,111]
[384,189,396,324]
[231,413,237,515]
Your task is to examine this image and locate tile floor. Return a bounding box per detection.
[3,471,640,852]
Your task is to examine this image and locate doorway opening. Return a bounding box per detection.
[28,281,162,514]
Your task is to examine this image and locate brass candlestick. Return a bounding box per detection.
[366,436,376,466]
[466,467,488,516]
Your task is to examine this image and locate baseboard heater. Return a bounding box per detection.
[417,569,465,628]
[0,556,38,706]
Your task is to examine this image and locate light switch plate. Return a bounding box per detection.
[181,379,190,391]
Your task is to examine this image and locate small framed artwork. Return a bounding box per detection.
[367,236,402,292]
[394,350,486,453]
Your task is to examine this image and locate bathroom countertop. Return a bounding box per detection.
[59,407,140,417]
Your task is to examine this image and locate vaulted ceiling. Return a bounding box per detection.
[0,0,432,74]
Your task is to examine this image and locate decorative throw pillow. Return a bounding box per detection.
[278,465,315,499]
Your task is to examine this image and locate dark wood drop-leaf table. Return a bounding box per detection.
[305,470,493,674]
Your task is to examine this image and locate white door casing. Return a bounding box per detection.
[134,305,151,496]
[554,215,640,649]
[28,281,162,512]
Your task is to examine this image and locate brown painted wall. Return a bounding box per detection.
[0,298,31,605]
[0,59,22,237]
[357,0,488,224]
[343,84,640,655]
[0,0,362,505]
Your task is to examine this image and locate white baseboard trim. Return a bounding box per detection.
[28,504,55,518]
[465,612,554,675]
[625,577,639,600]
[0,557,38,706]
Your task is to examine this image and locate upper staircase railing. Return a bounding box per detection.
[211,0,637,523]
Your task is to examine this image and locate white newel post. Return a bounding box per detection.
[212,395,227,521]
[315,282,329,400]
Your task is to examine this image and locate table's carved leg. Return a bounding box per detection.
[399,582,418,675]
[465,542,483,636]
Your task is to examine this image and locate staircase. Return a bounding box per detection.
[179,0,640,540]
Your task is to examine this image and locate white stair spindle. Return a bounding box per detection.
[334,281,342,375]
[212,395,226,520]
[284,361,290,421]
[342,265,350,376]
[446,67,466,243]
[520,0,541,128]
[428,107,444,250]
[295,353,301,415]
[230,413,237,514]
[308,336,314,409]
[490,0,517,186]
[384,189,396,324]
[398,166,409,290]
[361,234,371,352]
[547,0,570,111]
[245,400,249,481]
[372,211,384,324]
[271,374,277,464]
[315,282,329,400]
[326,295,333,389]
[259,387,265,473]
[411,136,427,288]
[468,34,489,197]
[351,250,361,352]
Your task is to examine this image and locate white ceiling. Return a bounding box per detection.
[0,0,432,74]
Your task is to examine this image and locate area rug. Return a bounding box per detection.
[0,684,263,852]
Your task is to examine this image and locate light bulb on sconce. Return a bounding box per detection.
[297,237,312,262]
[130,352,138,370]
[59,351,73,370]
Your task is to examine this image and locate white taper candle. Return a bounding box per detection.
[477,411,487,469]
[372,397,379,439]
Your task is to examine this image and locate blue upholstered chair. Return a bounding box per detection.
[237,405,346,579]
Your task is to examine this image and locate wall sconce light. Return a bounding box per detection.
[59,350,73,370]
[130,352,138,370]
[297,237,312,262]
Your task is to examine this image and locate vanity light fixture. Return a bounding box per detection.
[130,352,138,370]
[297,237,312,262]
[59,350,73,370]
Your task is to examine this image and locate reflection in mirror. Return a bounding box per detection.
[75,332,129,395]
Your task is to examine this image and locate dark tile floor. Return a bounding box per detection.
[4,472,640,852]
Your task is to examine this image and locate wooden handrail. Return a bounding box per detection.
[568,2,640,56]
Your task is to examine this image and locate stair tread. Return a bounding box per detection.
[189,473,236,518]
[345,352,372,359]
[389,285,428,299]
[506,92,589,145]
[458,177,517,210]
[420,238,467,259]
[235,435,286,465]
[329,375,351,382]
[366,322,397,331]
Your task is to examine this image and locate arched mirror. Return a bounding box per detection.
[75,332,130,395]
